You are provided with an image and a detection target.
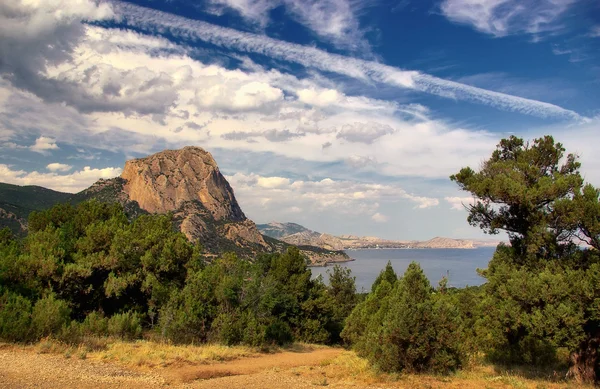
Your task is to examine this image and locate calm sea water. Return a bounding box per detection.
[310,247,496,292]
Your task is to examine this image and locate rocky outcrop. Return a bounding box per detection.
[117,147,268,252]
[121,147,245,221]
[0,207,27,232]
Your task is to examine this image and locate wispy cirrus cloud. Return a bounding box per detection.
[206,0,373,52]
[207,0,277,27]
[283,0,373,53]
[113,1,583,121]
[440,0,577,38]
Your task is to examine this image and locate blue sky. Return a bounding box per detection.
[0,0,599,240]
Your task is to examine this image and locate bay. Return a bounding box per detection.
[310,247,496,292]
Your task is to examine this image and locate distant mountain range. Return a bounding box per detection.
[257,222,502,250]
[0,147,349,265]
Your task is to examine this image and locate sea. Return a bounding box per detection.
[310,247,496,292]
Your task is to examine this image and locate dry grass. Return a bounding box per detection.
[88,340,258,368]
[24,338,597,388]
[295,351,597,389]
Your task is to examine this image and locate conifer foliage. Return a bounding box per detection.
[342,262,465,373]
[452,135,600,384]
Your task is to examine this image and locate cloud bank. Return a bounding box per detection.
[113,1,583,120]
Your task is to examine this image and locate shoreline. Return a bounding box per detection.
[307,257,356,268]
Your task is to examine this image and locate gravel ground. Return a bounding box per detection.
[0,345,164,389]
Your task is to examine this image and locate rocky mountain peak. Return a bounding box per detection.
[121,146,245,222]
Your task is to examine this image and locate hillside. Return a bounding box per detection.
[0,183,73,235]
[256,222,310,239]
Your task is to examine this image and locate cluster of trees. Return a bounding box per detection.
[0,201,357,347]
[340,135,600,384]
[1,134,599,385]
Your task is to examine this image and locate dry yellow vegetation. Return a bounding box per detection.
[6,339,594,388]
[90,340,258,367]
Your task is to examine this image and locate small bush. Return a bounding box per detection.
[210,312,243,345]
[0,291,32,342]
[264,319,293,346]
[241,313,267,347]
[81,311,109,336]
[31,294,71,339]
[107,311,142,340]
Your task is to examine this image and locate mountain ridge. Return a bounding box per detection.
[258,222,503,249]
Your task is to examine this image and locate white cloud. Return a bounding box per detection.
[46,163,73,172]
[256,176,291,188]
[297,88,341,106]
[445,196,475,211]
[371,212,388,223]
[590,26,600,38]
[0,0,114,102]
[30,137,59,154]
[337,122,395,144]
[113,1,583,120]
[0,164,122,193]
[440,0,577,38]
[227,173,440,220]
[345,155,377,168]
[195,80,283,112]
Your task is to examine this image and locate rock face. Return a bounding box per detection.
[114,147,269,254]
[121,147,245,221]
[118,147,268,251]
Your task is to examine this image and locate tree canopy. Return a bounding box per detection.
[452,135,600,384]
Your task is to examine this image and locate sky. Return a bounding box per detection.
[0,0,599,240]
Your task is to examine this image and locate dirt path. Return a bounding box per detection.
[0,344,344,389]
[165,347,342,388]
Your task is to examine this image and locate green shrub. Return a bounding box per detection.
[264,319,293,346]
[31,294,71,339]
[107,311,142,340]
[210,312,244,345]
[0,291,32,342]
[344,262,465,374]
[81,311,109,336]
[241,313,267,347]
